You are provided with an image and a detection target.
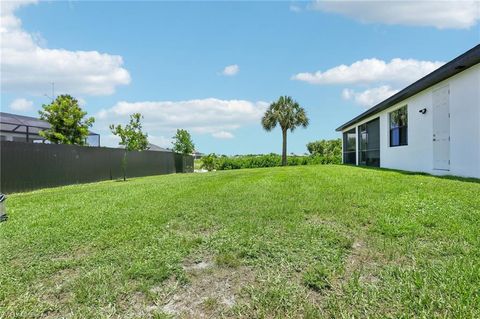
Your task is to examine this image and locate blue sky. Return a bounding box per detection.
[1,1,479,154]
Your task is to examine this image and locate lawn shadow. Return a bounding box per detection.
[347,165,480,185]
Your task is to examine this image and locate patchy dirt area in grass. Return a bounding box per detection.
[117,291,154,319]
[51,246,92,263]
[37,268,81,318]
[113,255,256,318]
[341,239,381,285]
[159,257,255,318]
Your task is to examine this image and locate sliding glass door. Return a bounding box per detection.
[358,118,380,167]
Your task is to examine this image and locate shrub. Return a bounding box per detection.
[306,139,342,164]
[200,153,217,171]
[216,154,282,170]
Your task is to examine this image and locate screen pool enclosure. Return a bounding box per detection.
[0,112,100,146]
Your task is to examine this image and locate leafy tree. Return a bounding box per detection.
[110,113,149,181]
[172,129,195,155]
[261,96,309,166]
[200,153,217,171]
[39,94,95,145]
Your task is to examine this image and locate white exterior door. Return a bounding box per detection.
[432,85,450,170]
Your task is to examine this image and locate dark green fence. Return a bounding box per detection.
[175,153,194,173]
[0,141,193,194]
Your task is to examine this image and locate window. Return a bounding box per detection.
[390,105,408,147]
[342,128,356,164]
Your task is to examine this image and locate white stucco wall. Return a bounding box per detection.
[342,64,480,178]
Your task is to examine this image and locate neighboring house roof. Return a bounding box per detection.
[1,112,50,130]
[147,143,173,152]
[336,44,480,132]
[0,112,99,135]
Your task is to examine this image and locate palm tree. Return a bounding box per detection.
[262,96,309,166]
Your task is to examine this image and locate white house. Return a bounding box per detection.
[337,45,480,178]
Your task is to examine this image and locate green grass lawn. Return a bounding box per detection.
[1,165,479,318]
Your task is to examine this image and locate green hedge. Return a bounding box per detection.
[212,153,340,170]
[306,138,342,158]
[200,138,342,171]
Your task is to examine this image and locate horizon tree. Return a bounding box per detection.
[39,94,94,145]
[172,129,195,155]
[110,113,149,181]
[261,96,309,166]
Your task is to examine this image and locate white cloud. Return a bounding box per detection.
[293,57,444,108]
[342,86,399,108]
[212,131,234,139]
[292,58,444,85]
[290,4,302,12]
[1,1,131,96]
[102,133,173,149]
[148,135,173,148]
[96,98,268,144]
[9,98,34,112]
[77,98,87,107]
[221,64,240,76]
[312,0,480,29]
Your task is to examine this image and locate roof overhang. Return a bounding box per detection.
[336,44,480,132]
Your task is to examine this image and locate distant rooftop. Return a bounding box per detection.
[148,143,173,152]
[1,112,50,131]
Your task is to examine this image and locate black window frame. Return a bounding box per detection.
[389,105,408,147]
[342,128,356,164]
[358,118,380,167]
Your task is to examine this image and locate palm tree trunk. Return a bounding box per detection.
[282,129,287,166]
